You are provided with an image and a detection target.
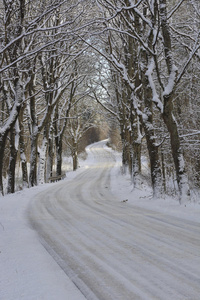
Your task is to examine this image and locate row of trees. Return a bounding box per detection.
[0,0,102,195]
[0,0,199,204]
[93,0,200,204]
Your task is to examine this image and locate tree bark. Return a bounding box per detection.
[28,69,39,187]
[0,135,7,195]
[19,105,28,188]
[47,135,54,180]
[73,151,78,171]
[143,122,162,197]
[38,136,48,185]
[160,0,190,203]
[7,125,19,194]
[29,133,38,187]
[162,95,190,203]
[140,48,163,197]
[132,133,141,187]
[56,137,63,177]
[120,125,130,174]
[0,86,21,195]
[72,141,78,171]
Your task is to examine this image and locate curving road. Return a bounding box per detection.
[29,141,200,300]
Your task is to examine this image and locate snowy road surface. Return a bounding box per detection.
[29,141,200,300]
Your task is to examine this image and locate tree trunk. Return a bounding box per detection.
[160,0,190,203]
[0,89,21,195]
[38,136,48,184]
[0,135,7,196]
[47,136,54,180]
[162,96,190,203]
[132,140,141,187]
[19,106,28,188]
[120,123,130,174]
[143,124,162,198]
[73,151,78,171]
[7,126,19,194]
[56,137,63,177]
[29,134,38,187]
[130,107,142,187]
[72,142,78,171]
[161,146,166,193]
[141,52,163,197]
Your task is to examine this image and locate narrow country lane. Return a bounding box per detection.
[29,141,200,300]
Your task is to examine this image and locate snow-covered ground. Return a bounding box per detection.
[107,143,200,224]
[0,174,87,300]
[0,140,200,300]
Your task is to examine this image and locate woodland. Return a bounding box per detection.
[0,0,199,204]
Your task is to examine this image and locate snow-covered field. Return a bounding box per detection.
[0,140,200,300]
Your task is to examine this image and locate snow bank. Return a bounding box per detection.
[105,144,200,224]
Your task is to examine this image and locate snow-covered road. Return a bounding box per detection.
[29,140,200,300]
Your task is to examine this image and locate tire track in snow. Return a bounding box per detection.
[29,140,200,300]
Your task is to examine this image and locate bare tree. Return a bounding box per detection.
[95,0,200,202]
[0,0,26,194]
